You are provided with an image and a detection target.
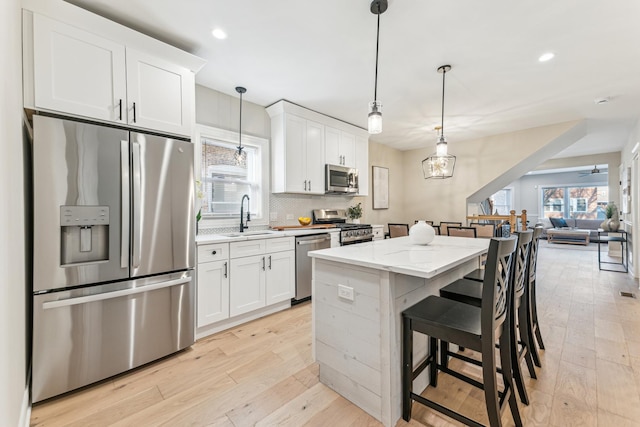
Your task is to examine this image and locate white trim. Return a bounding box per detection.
[18,386,31,427]
[195,300,290,339]
[194,124,270,229]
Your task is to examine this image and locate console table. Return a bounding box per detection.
[597,230,628,272]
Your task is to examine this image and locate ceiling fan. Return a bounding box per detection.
[579,165,605,177]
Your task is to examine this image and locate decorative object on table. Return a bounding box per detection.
[298,216,312,226]
[347,202,363,224]
[234,86,247,165]
[607,201,620,231]
[367,0,388,134]
[372,165,389,209]
[409,220,436,245]
[422,65,456,179]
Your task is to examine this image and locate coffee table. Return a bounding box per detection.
[547,228,590,245]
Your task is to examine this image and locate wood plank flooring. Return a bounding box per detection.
[31,243,640,426]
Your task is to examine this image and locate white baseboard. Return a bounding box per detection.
[18,385,30,427]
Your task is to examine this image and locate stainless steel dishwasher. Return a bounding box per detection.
[294,233,331,304]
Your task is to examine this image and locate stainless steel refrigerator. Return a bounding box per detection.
[31,115,196,402]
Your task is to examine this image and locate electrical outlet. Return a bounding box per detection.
[338,284,354,301]
[286,213,294,220]
[270,212,278,221]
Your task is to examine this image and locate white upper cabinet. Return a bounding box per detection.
[23,1,204,137]
[267,100,368,196]
[32,14,127,123]
[325,127,356,168]
[126,48,193,136]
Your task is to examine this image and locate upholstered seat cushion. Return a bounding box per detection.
[549,217,569,228]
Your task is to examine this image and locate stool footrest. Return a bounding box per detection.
[410,392,485,427]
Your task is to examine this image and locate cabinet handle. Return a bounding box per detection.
[211,250,217,255]
[223,261,227,278]
[118,99,122,121]
[132,102,137,123]
[262,256,266,271]
[308,181,311,191]
[304,180,307,191]
[268,255,272,270]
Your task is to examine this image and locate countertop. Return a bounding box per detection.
[308,235,490,279]
[196,227,339,244]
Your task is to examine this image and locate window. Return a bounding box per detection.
[195,125,269,227]
[490,188,513,215]
[540,185,607,219]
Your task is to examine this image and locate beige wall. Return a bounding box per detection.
[358,141,406,228]
[400,121,586,224]
[1,0,28,423]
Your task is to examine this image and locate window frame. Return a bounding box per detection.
[539,183,607,219]
[490,187,514,215]
[194,124,270,228]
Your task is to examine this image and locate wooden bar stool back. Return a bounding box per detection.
[447,226,478,238]
[439,221,462,236]
[388,223,410,238]
[402,237,522,427]
[439,230,535,404]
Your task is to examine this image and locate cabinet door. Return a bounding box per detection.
[355,135,369,196]
[284,115,307,193]
[197,260,229,326]
[230,255,266,317]
[340,132,356,168]
[325,126,341,166]
[265,251,295,305]
[305,120,325,194]
[126,48,194,136]
[33,14,126,123]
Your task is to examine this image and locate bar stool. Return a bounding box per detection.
[402,237,522,427]
[439,230,534,405]
[462,226,544,367]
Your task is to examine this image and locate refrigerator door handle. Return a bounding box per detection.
[42,276,192,310]
[132,142,142,268]
[120,141,130,269]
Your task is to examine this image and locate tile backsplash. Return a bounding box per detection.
[198,193,360,235]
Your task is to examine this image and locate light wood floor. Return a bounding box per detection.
[31,243,640,427]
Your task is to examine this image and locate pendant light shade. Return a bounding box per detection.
[423,65,456,179]
[234,86,246,165]
[368,0,387,134]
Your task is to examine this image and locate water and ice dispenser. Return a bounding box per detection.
[60,206,110,265]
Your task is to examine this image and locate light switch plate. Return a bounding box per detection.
[338,284,354,301]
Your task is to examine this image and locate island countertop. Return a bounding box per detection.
[308,235,490,279]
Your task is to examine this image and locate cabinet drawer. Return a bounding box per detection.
[197,243,229,263]
[230,239,267,258]
[372,227,384,240]
[265,237,295,253]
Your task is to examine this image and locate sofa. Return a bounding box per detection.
[538,217,606,242]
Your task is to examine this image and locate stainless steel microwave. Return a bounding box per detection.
[325,164,359,194]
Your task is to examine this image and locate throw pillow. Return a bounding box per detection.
[550,217,568,228]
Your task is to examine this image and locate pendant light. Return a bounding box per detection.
[234,86,247,165]
[368,0,387,134]
[422,65,456,179]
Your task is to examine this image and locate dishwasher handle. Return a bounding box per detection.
[296,236,331,246]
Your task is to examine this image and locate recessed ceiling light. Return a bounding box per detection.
[211,28,227,40]
[538,52,554,62]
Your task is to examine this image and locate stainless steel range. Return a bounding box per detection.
[313,209,374,245]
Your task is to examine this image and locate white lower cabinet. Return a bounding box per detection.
[197,236,295,330]
[230,237,295,316]
[197,259,229,326]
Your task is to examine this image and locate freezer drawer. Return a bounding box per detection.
[32,271,194,403]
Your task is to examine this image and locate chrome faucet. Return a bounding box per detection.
[240,194,250,232]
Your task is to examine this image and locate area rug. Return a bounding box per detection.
[538,239,598,251]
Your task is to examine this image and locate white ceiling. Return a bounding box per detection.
[66,0,640,158]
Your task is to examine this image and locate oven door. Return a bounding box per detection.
[326,164,358,194]
[341,237,373,246]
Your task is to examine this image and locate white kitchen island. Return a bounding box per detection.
[309,235,490,427]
